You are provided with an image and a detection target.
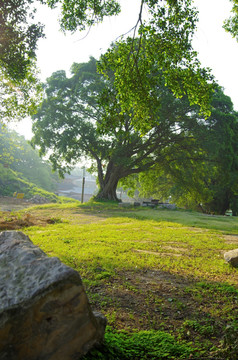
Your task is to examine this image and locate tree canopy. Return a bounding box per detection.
[42,0,120,31]
[0,0,217,124]
[0,0,44,82]
[0,0,44,122]
[98,3,215,132]
[1,0,236,90]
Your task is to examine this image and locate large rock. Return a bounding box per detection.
[0,231,106,360]
[224,248,238,267]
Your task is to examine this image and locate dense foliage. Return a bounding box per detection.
[0,1,43,121]
[122,89,238,215]
[99,1,215,131]
[224,0,238,41]
[0,0,44,82]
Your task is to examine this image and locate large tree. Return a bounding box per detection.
[31,57,212,201]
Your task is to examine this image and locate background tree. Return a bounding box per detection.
[202,90,238,215]
[32,57,214,201]
[122,89,238,215]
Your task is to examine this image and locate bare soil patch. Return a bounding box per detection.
[0,213,59,230]
[133,249,183,257]
[223,234,238,244]
[89,269,224,333]
[87,268,238,357]
[0,197,55,229]
[0,199,107,230]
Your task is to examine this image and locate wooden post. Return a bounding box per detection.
[81,167,85,203]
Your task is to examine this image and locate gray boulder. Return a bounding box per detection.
[0,231,106,360]
[224,248,238,267]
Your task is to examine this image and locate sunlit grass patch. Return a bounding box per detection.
[128,208,238,234]
[23,201,80,212]
[24,216,238,284]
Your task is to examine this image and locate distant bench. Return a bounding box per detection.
[142,199,163,207]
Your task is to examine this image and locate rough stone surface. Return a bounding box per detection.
[27,195,50,204]
[0,231,106,360]
[224,249,238,267]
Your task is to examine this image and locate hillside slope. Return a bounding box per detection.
[0,163,60,202]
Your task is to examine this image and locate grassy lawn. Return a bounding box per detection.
[5,201,238,359]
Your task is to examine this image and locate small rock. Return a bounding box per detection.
[224,249,238,267]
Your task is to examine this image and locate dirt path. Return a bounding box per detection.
[0,196,35,212]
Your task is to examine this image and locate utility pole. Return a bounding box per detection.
[81,167,85,203]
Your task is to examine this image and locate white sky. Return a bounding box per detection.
[13,0,238,138]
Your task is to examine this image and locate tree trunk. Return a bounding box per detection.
[95,163,122,202]
[231,196,238,216]
[95,177,121,202]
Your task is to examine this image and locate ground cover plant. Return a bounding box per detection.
[3,200,238,359]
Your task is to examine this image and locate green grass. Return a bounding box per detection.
[124,208,238,234]
[24,213,237,283]
[75,199,238,233]
[20,201,238,359]
[82,327,195,359]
